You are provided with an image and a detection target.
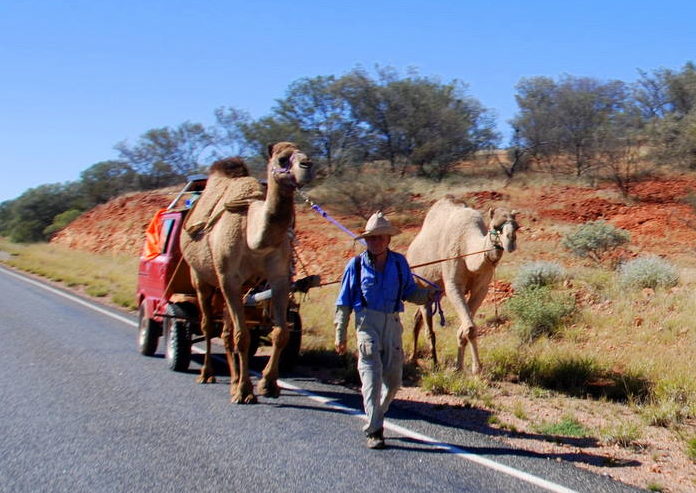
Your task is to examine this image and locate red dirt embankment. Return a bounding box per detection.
[51,176,696,275]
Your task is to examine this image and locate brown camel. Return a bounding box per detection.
[406,195,518,374]
[180,142,314,403]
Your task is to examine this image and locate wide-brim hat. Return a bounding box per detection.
[355,211,401,240]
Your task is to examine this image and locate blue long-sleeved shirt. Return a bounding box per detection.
[335,250,423,313]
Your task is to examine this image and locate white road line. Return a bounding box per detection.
[4,265,577,493]
[1,265,137,327]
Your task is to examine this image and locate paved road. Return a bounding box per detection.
[0,265,643,493]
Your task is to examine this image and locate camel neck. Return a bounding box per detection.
[264,167,295,223]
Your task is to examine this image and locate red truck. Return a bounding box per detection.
[135,174,318,372]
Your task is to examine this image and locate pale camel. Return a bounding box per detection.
[406,195,518,374]
[180,143,314,403]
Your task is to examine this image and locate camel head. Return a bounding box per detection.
[487,208,519,253]
[267,142,314,189]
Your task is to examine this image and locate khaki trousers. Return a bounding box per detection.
[355,308,404,434]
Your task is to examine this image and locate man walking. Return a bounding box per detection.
[335,212,432,449]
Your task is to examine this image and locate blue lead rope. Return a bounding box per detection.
[299,190,366,247]
[412,273,446,327]
[309,203,367,246]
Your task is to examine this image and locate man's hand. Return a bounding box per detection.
[335,341,347,355]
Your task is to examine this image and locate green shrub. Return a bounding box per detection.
[309,167,420,220]
[519,354,601,395]
[686,436,696,462]
[534,415,590,438]
[617,255,679,289]
[513,261,567,290]
[562,220,630,263]
[43,208,84,237]
[421,370,488,398]
[504,286,576,342]
[485,345,524,381]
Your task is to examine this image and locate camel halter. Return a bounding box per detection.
[488,219,517,253]
[271,151,310,188]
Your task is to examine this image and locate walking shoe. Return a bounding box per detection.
[366,428,385,449]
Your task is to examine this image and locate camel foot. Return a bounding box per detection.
[231,381,256,404]
[231,391,257,405]
[196,374,216,384]
[472,365,482,376]
[257,378,281,398]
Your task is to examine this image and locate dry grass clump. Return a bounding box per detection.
[0,238,137,309]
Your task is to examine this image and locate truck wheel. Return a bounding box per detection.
[138,302,160,356]
[280,310,302,371]
[164,304,192,372]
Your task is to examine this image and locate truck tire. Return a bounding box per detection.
[138,301,160,356]
[280,310,302,371]
[164,303,192,372]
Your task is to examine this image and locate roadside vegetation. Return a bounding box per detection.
[0,238,137,309]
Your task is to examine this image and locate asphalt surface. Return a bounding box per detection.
[0,265,645,493]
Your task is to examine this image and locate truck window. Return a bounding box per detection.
[160,218,176,254]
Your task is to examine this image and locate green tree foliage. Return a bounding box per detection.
[43,208,83,237]
[237,116,307,171]
[115,121,214,188]
[635,62,696,168]
[273,75,366,174]
[215,68,498,180]
[512,75,631,177]
[79,160,137,207]
[1,183,84,242]
[211,106,253,158]
[337,66,499,179]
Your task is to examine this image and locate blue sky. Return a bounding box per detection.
[1,0,694,202]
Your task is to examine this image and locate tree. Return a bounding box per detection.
[274,75,366,174]
[635,62,696,168]
[211,106,254,159]
[2,183,84,242]
[337,66,499,178]
[512,75,630,177]
[237,116,307,172]
[115,121,214,189]
[79,160,137,207]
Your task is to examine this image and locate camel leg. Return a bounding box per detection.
[423,304,438,368]
[219,276,256,404]
[410,309,423,364]
[192,278,217,384]
[442,275,476,373]
[221,310,239,395]
[258,274,290,398]
[464,281,492,376]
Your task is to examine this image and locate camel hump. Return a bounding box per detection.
[209,157,250,178]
